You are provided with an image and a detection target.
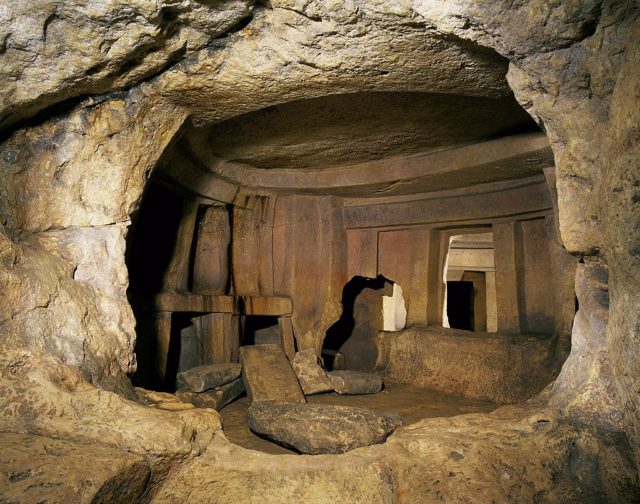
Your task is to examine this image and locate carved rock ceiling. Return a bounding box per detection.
[184,90,538,170]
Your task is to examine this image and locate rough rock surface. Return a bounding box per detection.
[176,377,245,410]
[247,401,404,455]
[155,405,639,503]
[0,349,222,458]
[153,435,398,503]
[176,363,242,393]
[0,0,254,129]
[550,259,621,427]
[0,433,150,503]
[188,91,534,170]
[0,93,187,390]
[134,387,197,411]
[240,344,306,404]
[291,349,333,395]
[327,370,384,395]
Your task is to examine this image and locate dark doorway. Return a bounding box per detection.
[242,315,280,346]
[322,274,393,371]
[126,183,184,296]
[127,183,186,391]
[446,281,475,331]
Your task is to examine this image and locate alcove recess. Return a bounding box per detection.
[126,90,576,404]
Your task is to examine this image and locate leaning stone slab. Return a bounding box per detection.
[327,370,383,395]
[176,363,242,393]
[240,344,306,404]
[291,349,333,395]
[176,377,245,410]
[247,402,404,454]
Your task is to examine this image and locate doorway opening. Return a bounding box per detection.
[446,281,475,330]
[443,232,496,332]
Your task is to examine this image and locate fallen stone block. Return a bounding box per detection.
[176,377,245,410]
[327,370,383,395]
[291,349,333,395]
[239,344,306,404]
[247,402,404,454]
[176,363,242,392]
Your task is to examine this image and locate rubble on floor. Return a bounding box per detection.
[176,363,242,393]
[176,378,245,410]
[327,370,384,395]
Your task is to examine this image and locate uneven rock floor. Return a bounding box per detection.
[220,381,497,454]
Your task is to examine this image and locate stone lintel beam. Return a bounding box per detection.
[493,221,522,334]
[158,149,239,204]
[139,291,293,316]
[241,296,293,317]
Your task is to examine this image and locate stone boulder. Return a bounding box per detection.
[247,402,404,455]
[176,363,242,393]
[327,370,383,395]
[291,349,333,395]
[176,378,245,411]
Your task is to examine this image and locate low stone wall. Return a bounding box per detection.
[377,327,561,404]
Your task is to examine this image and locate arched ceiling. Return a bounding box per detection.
[183,91,538,170]
[161,88,549,198]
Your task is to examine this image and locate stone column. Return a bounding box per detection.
[153,311,172,388]
[232,191,276,296]
[461,271,487,332]
[192,205,230,295]
[407,228,430,326]
[493,221,522,334]
[198,313,239,364]
[163,198,200,291]
[426,229,445,326]
[485,270,498,332]
[347,229,378,279]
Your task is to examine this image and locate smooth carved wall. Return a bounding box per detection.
[344,175,576,338]
[144,166,574,379]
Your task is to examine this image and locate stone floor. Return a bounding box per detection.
[219,380,497,454]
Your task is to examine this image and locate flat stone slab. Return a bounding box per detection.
[176,377,245,410]
[291,349,333,395]
[247,402,404,454]
[176,363,242,393]
[327,370,383,394]
[239,344,306,404]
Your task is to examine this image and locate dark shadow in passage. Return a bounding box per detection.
[446,281,474,331]
[322,274,391,370]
